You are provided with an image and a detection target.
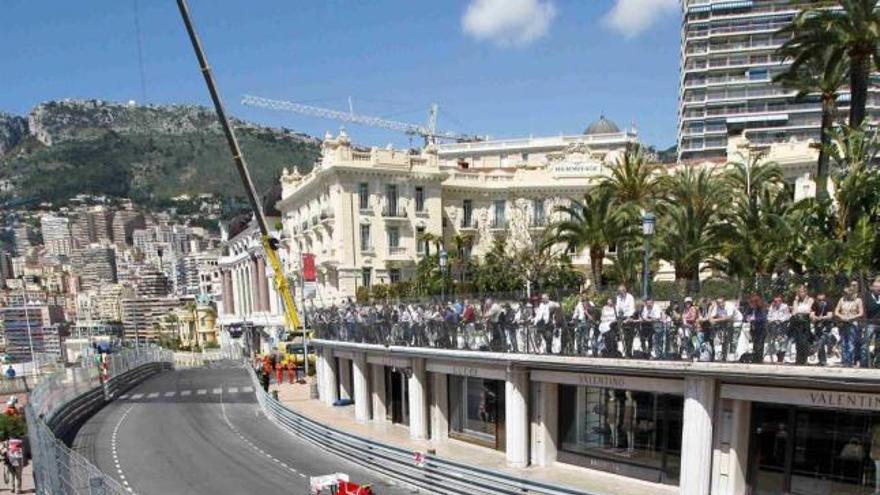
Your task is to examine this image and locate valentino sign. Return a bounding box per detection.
[722,384,880,412]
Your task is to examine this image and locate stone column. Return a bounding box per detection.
[315,347,326,402]
[256,256,270,312]
[353,352,370,423]
[249,258,259,315]
[371,363,387,423]
[680,377,717,495]
[321,347,338,406]
[339,358,353,401]
[533,381,558,467]
[505,368,529,467]
[712,398,751,495]
[430,372,448,442]
[408,357,428,440]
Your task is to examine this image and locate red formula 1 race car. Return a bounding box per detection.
[309,473,374,495]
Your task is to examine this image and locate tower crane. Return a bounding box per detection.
[241,94,484,144]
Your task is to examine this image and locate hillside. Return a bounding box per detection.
[0,99,320,205]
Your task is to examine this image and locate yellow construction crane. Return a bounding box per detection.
[175,0,308,376]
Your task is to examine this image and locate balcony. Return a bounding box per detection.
[490,219,509,230]
[529,217,548,229]
[388,246,407,257]
[460,219,477,230]
[382,206,406,220]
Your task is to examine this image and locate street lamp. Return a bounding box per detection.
[641,212,656,300]
[438,249,448,301]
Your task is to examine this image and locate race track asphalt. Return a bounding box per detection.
[71,361,413,495]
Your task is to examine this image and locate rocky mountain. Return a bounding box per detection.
[0,99,320,205]
[0,113,28,156]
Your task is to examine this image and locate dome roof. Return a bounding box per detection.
[584,115,620,135]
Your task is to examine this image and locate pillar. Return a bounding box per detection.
[321,347,338,406]
[532,381,558,467]
[249,258,259,315]
[680,377,716,495]
[256,257,270,312]
[505,368,529,467]
[371,363,387,423]
[430,372,448,442]
[353,353,370,423]
[408,357,428,440]
[339,358,353,401]
[712,398,751,495]
[316,347,326,401]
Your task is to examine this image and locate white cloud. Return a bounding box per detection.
[603,0,677,38]
[462,0,557,47]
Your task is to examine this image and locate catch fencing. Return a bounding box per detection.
[25,348,173,495]
[248,366,596,495]
[173,347,243,368]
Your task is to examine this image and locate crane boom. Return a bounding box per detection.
[242,94,482,143]
[176,1,305,371]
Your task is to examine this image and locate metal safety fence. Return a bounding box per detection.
[173,347,244,369]
[247,366,596,495]
[25,348,173,495]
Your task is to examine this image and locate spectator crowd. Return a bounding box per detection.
[309,277,880,367]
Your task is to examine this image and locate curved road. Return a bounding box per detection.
[72,362,411,495]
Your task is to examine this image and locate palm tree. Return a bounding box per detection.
[774,43,848,200]
[553,188,636,289]
[598,143,661,209]
[780,0,880,127]
[825,125,880,235]
[713,155,793,280]
[656,166,727,289]
[417,231,442,257]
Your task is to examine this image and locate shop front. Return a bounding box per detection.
[532,370,684,485]
[428,361,508,451]
[722,384,880,495]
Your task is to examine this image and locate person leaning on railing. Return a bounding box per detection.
[810,292,835,366]
[571,294,595,356]
[835,281,864,367]
[790,285,814,365]
[614,285,637,358]
[707,298,734,362]
[743,294,767,364]
[862,277,880,368]
[639,298,663,359]
[766,295,792,363]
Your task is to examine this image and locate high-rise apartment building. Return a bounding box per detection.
[40,214,72,257]
[78,246,117,291]
[678,0,880,162]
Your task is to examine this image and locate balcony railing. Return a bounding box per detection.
[490,219,508,230]
[382,207,406,218]
[308,304,880,368]
[460,219,477,229]
[389,246,407,256]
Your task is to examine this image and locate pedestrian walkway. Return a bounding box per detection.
[272,382,676,495]
[0,463,35,494]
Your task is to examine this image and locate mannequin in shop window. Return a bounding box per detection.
[607,390,620,449]
[623,391,637,455]
[872,424,880,494]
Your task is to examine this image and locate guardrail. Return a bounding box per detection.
[173,347,243,368]
[247,366,595,495]
[25,348,173,495]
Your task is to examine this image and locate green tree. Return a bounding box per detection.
[774,43,848,200]
[656,166,727,289]
[780,0,880,127]
[553,188,636,289]
[713,154,794,280]
[598,143,661,210]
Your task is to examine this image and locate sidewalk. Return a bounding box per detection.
[0,464,35,494]
[272,382,676,495]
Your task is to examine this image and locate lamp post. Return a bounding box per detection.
[641,212,656,300]
[438,249,448,302]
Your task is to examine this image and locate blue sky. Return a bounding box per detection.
[0,0,682,147]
